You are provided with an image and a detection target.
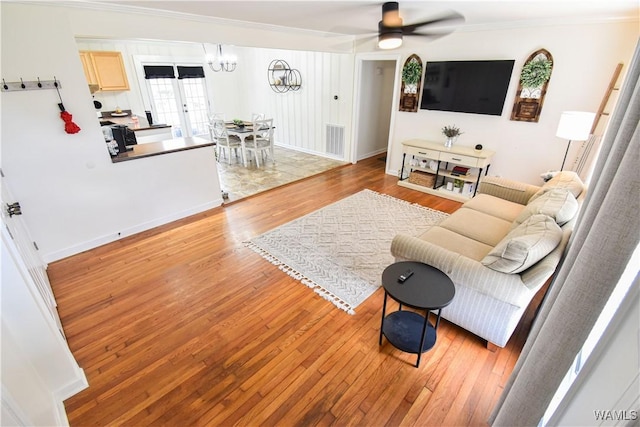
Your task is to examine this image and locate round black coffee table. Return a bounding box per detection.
[379,261,455,367]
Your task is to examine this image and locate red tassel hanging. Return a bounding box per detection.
[60,110,81,134]
[54,78,81,134]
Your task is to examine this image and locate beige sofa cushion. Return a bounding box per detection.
[419,226,493,261]
[482,214,562,274]
[463,194,526,222]
[514,188,579,226]
[438,207,513,247]
[530,171,584,202]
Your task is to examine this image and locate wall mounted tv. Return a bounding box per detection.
[420,60,515,116]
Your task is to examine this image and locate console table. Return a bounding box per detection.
[398,139,495,202]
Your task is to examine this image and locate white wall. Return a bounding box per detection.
[379,22,638,184]
[1,3,223,262]
[2,229,87,426]
[245,48,354,157]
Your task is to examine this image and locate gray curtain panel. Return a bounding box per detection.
[490,40,640,426]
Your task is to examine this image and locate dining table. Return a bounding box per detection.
[225,121,273,167]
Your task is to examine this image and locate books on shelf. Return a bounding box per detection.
[450,166,470,176]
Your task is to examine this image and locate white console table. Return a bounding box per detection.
[398,139,495,202]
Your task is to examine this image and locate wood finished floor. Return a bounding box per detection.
[49,156,538,426]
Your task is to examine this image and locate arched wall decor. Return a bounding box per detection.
[510,49,554,122]
[399,54,423,112]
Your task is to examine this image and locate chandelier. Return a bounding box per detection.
[205,44,237,73]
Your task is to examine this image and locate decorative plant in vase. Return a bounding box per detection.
[233,119,244,128]
[442,125,463,148]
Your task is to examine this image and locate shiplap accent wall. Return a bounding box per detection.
[76,39,353,160]
[247,48,353,159]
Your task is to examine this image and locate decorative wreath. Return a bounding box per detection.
[520,58,553,88]
[402,60,422,85]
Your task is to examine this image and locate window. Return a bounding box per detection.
[540,243,640,426]
[143,64,210,138]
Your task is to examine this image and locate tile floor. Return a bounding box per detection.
[216,146,348,203]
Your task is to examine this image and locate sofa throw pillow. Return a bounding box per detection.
[515,188,579,226]
[530,171,584,202]
[482,214,562,274]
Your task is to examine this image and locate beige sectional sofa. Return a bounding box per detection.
[390,171,586,348]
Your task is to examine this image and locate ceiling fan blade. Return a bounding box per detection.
[401,11,465,34]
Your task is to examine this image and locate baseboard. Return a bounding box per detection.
[44,199,223,262]
[56,366,88,401]
[387,168,399,177]
[55,400,71,427]
[356,147,387,161]
[275,142,345,161]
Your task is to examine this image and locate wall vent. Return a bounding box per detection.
[325,124,345,157]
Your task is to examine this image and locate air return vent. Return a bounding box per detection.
[325,124,344,157]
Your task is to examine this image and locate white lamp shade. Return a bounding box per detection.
[556,111,596,141]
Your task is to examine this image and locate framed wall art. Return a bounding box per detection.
[399,54,423,112]
[510,49,554,122]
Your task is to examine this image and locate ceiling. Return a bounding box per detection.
[91,1,639,36]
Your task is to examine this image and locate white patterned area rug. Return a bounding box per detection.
[244,189,449,314]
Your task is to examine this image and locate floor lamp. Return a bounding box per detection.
[556,111,596,171]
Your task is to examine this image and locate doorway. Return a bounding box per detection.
[352,55,400,169]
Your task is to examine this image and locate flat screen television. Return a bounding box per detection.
[419,60,515,116]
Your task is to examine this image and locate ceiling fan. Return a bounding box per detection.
[377,2,464,49]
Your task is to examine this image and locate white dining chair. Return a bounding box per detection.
[207,113,226,141]
[210,118,242,164]
[244,118,274,167]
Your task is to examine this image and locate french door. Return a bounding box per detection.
[144,64,211,138]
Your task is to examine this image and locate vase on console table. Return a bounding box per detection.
[444,136,458,148]
[441,125,462,148]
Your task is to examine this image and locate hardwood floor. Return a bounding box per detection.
[49,156,537,426]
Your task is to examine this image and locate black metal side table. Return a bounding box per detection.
[379,261,455,367]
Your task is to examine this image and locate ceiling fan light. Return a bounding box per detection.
[378,32,403,49]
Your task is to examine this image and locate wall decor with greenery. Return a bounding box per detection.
[510,48,554,122]
[399,54,423,112]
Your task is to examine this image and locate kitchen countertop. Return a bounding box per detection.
[111,136,214,163]
[99,110,171,132]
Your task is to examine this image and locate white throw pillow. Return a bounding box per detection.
[515,188,579,226]
[482,214,562,274]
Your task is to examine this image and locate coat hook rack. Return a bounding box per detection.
[1,77,62,92]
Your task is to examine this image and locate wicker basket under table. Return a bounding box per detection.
[408,170,436,187]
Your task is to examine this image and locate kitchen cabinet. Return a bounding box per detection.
[79,50,130,91]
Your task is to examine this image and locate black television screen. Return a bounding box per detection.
[419,60,515,116]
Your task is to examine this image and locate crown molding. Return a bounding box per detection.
[10,0,638,38]
[14,0,352,39]
[457,14,639,33]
